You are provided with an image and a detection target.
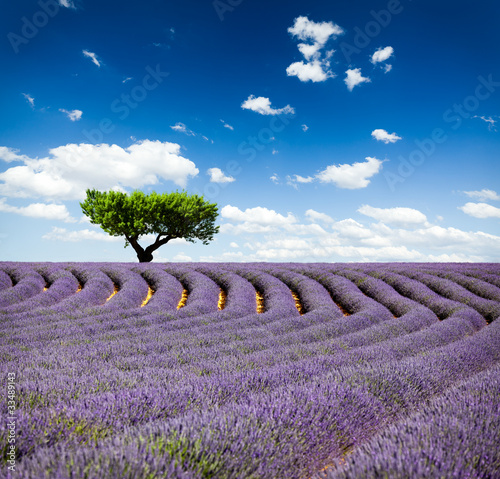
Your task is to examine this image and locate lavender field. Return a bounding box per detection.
[1,262,500,478]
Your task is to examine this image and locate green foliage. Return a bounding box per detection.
[80,189,219,261]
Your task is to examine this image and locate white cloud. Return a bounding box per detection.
[371,129,402,144]
[221,205,297,227]
[463,189,500,202]
[207,167,235,184]
[229,242,239,248]
[59,0,75,7]
[82,50,101,67]
[59,109,82,121]
[472,115,498,131]
[173,253,192,262]
[123,77,133,83]
[286,59,333,83]
[345,68,371,91]
[0,140,199,201]
[170,122,195,136]
[371,46,394,64]
[220,119,234,130]
[241,95,295,116]
[288,16,344,47]
[459,202,500,219]
[291,174,315,184]
[270,174,280,184]
[0,198,75,222]
[358,205,428,226]
[316,157,384,189]
[302,124,309,132]
[43,227,121,242]
[218,205,500,262]
[305,209,334,224]
[0,147,30,163]
[287,16,344,83]
[384,64,393,73]
[22,93,35,108]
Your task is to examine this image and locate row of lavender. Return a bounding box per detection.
[1,262,499,478]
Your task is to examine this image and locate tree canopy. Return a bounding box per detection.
[80,189,219,262]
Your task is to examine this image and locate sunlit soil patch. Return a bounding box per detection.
[291,290,305,315]
[76,283,82,293]
[330,294,350,316]
[256,290,265,314]
[43,285,49,292]
[218,288,227,311]
[177,289,189,309]
[106,285,118,302]
[140,286,154,307]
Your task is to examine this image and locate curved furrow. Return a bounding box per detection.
[131,265,184,312]
[0,269,80,314]
[360,268,487,330]
[0,269,12,291]
[263,266,344,320]
[0,267,46,308]
[97,266,149,310]
[425,268,500,302]
[11,313,500,477]
[49,266,115,311]
[387,267,500,323]
[191,265,258,317]
[163,267,220,316]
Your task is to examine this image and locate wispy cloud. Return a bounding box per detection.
[170,122,195,136]
[220,119,234,130]
[207,167,235,184]
[22,93,35,108]
[371,129,402,144]
[58,0,76,8]
[82,49,101,67]
[463,189,500,201]
[59,109,83,121]
[301,124,309,132]
[241,95,295,116]
[122,77,133,83]
[472,115,498,131]
[345,68,371,91]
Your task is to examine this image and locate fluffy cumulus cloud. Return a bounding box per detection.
[316,157,384,189]
[82,50,101,67]
[371,46,394,64]
[207,167,235,184]
[371,129,402,144]
[241,96,295,116]
[0,140,199,200]
[218,205,500,262]
[459,202,500,219]
[287,16,344,83]
[345,68,371,91]
[0,198,75,222]
[358,205,428,226]
[59,109,82,121]
[463,189,500,201]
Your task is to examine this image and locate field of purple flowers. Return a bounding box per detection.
[1,262,500,478]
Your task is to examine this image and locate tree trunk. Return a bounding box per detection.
[137,250,154,263]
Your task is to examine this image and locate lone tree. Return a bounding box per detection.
[80,189,219,262]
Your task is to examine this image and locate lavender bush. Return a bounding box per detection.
[0,262,498,479]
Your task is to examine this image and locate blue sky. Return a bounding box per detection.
[1,0,499,262]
